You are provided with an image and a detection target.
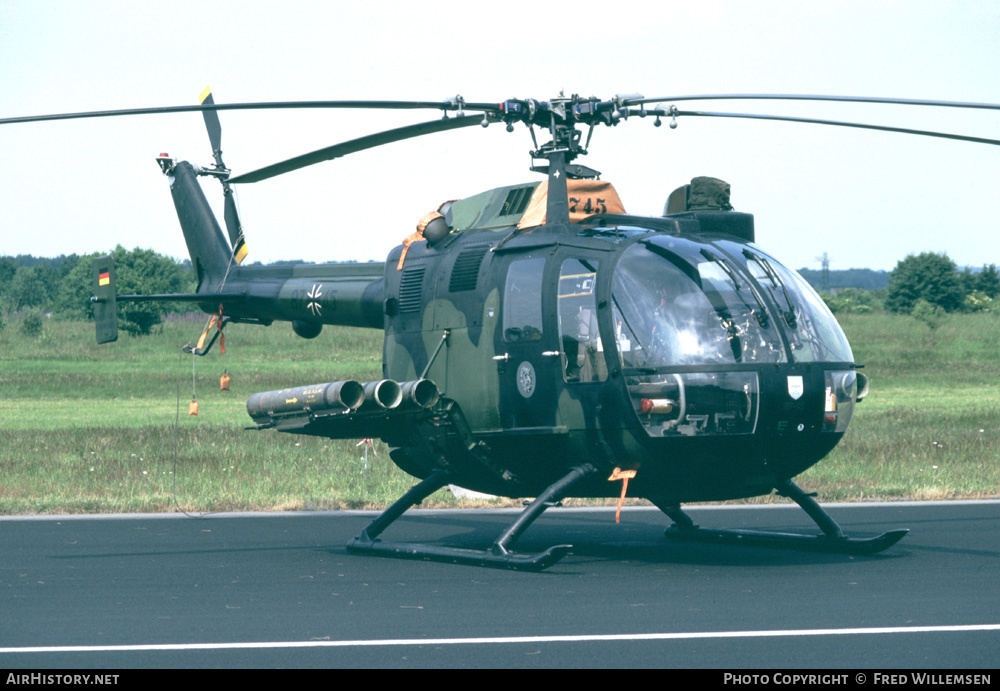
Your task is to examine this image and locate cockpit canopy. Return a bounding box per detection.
[611,235,853,368]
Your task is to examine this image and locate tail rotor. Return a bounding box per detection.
[199,86,248,264]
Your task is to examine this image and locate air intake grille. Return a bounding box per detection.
[500,186,534,217]
[398,267,425,313]
[449,246,489,292]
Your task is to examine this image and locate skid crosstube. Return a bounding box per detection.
[656,479,909,555]
[346,465,597,571]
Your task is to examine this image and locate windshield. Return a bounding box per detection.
[716,240,854,363]
[610,238,785,368]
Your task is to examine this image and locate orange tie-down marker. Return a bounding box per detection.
[608,467,637,524]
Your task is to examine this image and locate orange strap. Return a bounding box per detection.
[196,315,216,351]
[608,467,637,524]
[417,210,444,233]
[396,229,424,271]
[195,306,227,353]
[397,209,447,271]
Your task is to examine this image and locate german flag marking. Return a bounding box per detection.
[98,272,110,286]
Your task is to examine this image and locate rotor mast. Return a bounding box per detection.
[498,94,633,226]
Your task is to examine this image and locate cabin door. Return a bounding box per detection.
[496,254,562,430]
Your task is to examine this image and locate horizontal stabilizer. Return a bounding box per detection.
[114,292,246,303]
[90,252,247,346]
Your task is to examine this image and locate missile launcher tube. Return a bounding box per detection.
[246,379,440,430]
[400,378,440,409]
[246,379,365,424]
[361,379,403,410]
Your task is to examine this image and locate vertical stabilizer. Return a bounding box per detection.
[167,160,233,292]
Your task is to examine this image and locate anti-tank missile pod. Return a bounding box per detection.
[246,378,440,438]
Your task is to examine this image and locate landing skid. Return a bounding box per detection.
[347,465,597,571]
[656,480,909,555]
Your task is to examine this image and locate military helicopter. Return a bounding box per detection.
[5,91,998,570]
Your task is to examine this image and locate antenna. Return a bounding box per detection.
[816,252,831,292]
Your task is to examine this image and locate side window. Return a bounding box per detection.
[558,258,606,382]
[503,257,545,342]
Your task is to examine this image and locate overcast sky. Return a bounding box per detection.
[1,0,997,272]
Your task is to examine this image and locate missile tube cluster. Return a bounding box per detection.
[246,378,440,426]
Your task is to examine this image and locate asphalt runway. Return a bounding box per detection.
[1,500,997,669]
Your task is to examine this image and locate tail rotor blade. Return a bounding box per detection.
[223,188,248,264]
[200,86,224,164]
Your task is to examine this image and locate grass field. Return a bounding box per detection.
[793,312,1000,501]
[1,311,998,514]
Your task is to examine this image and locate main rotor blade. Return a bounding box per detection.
[627,94,1000,112]
[228,115,484,184]
[664,109,1000,146]
[6,94,996,127]
[0,99,485,126]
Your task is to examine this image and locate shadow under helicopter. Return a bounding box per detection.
[357,509,910,569]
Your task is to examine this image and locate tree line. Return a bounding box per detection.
[820,252,1000,323]
[797,267,889,292]
[0,248,194,336]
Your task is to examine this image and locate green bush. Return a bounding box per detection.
[963,290,995,313]
[18,309,44,337]
[912,298,945,330]
[886,252,964,314]
[821,287,882,314]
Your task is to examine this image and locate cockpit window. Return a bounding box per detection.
[717,241,854,363]
[557,258,606,382]
[503,257,545,342]
[611,239,785,367]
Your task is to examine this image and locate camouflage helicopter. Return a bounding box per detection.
[5,91,998,570]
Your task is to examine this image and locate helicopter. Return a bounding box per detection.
[5,90,998,570]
